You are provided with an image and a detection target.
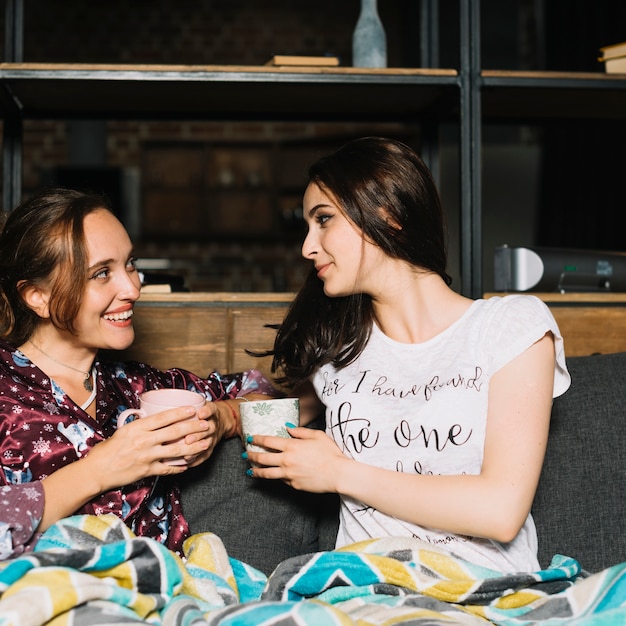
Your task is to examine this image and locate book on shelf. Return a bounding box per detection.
[599,40,626,60]
[603,56,626,74]
[141,283,172,294]
[265,55,340,67]
[598,41,626,73]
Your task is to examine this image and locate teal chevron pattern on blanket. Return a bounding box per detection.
[0,515,624,625]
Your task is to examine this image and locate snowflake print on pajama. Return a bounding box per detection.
[0,339,274,556]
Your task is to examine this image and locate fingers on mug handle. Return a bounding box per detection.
[117,408,145,427]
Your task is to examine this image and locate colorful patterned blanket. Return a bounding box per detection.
[0,514,624,625]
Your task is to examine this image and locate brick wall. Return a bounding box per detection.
[16,0,418,66]
[2,0,423,291]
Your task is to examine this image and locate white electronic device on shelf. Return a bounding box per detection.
[493,245,626,293]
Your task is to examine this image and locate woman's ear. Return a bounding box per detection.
[381,208,402,231]
[17,280,51,319]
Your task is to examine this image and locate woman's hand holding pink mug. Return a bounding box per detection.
[117,388,208,465]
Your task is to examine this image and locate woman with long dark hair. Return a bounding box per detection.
[246,137,570,574]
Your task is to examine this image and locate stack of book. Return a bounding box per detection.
[598,41,626,73]
[265,55,340,67]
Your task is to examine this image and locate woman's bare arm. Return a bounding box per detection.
[249,334,555,543]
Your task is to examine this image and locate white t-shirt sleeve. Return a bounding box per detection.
[481,295,570,399]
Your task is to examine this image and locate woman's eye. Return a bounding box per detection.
[93,268,109,280]
[127,257,138,272]
[317,214,331,225]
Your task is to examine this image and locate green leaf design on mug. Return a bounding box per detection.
[252,402,273,416]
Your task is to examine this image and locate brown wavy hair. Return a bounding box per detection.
[0,187,113,346]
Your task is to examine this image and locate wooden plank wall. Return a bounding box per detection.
[111,293,626,383]
[112,293,292,382]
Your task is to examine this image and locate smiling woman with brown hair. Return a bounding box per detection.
[0,187,274,560]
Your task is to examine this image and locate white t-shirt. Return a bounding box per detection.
[312,294,571,573]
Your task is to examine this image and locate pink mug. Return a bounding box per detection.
[117,388,206,465]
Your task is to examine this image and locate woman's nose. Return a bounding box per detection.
[301,230,317,259]
[121,271,141,300]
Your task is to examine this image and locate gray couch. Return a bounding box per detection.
[180,352,626,575]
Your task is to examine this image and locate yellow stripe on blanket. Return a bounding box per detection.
[75,513,137,542]
[182,532,239,601]
[493,589,544,609]
[0,566,159,622]
[419,548,475,581]
[365,554,420,591]
[97,560,136,591]
[184,533,234,585]
[2,568,80,615]
[418,548,478,601]
[337,537,479,603]
[427,579,478,603]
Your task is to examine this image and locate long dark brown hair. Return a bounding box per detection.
[268,136,451,388]
[0,187,113,346]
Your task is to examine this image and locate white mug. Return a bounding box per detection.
[240,397,300,466]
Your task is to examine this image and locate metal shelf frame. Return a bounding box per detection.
[3,0,625,297]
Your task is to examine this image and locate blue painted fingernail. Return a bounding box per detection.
[246,468,254,477]
[241,451,248,459]
[246,435,254,443]
[285,422,296,428]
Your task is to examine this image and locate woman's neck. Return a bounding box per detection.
[20,333,97,394]
[371,271,472,344]
[24,331,97,374]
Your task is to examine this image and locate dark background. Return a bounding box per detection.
[1,0,625,291]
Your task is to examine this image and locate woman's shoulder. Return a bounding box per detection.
[480,293,549,312]
[476,293,555,328]
[0,340,33,377]
[0,338,18,359]
[477,294,569,395]
[466,294,558,353]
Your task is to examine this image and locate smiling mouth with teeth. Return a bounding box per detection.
[103,309,134,322]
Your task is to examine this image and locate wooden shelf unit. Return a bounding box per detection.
[2,1,626,296]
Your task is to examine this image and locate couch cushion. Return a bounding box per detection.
[179,433,339,575]
[533,352,626,572]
